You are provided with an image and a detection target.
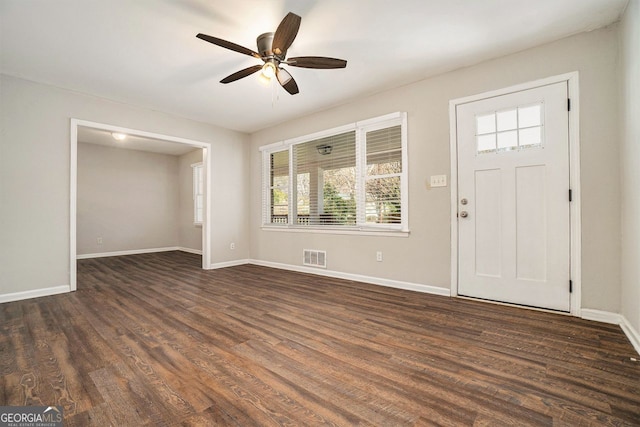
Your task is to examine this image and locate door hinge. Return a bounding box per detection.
[569,189,573,202]
[569,280,573,293]
[567,98,571,111]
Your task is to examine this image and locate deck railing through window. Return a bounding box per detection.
[270,215,312,225]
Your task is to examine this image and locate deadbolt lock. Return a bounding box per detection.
[460,198,468,205]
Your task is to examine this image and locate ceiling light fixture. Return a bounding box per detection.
[261,62,276,80]
[112,132,127,141]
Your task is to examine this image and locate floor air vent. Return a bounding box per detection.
[303,249,327,268]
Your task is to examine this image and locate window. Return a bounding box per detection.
[294,131,357,226]
[261,112,408,233]
[476,103,543,154]
[192,163,204,224]
[365,125,402,224]
[268,151,289,224]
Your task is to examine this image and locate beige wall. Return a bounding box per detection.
[77,143,180,255]
[0,21,632,319]
[250,26,621,312]
[178,148,203,252]
[0,74,250,297]
[620,0,640,335]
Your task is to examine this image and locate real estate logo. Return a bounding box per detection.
[0,406,63,427]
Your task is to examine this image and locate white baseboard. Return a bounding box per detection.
[207,259,250,269]
[620,316,640,356]
[0,285,71,304]
[77,246,180,259]
[177,247,202,255]
[580,309,622,324]
[10,253,638,355]
[581,309,640,355]
[248,259,451,297]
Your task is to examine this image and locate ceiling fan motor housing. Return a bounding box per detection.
[257,32,275,58]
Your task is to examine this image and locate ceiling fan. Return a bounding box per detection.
[196,12,347,95]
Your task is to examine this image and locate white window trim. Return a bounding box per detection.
[261,112,408,235]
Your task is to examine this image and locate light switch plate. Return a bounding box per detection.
[430,175,447,187]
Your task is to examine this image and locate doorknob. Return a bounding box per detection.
[460,211,469,218]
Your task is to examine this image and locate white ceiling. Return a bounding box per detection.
[0,0,628,134]
[77,126,199,156]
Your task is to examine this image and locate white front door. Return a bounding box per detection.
[456,82,571,311]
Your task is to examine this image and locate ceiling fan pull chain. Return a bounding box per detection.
[271,78,279,108]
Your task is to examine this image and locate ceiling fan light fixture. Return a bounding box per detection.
[196,12,346,95]
[261,62,276,79]
[258,73,272,85]
[277,68,292,85]
[112,132,127,141]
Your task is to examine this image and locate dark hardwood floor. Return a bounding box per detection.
[1,251,639,426]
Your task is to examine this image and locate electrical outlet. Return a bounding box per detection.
[376,251,383,262]
[230,242,235,250]
[430,175,447,188]
[97,237,103,245]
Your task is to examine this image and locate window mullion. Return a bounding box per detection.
[400,112,409,232]
[289,147,295,226]
[356,128,366,226]
[263,151,270,225]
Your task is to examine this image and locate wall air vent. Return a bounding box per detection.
[303,249,327,268]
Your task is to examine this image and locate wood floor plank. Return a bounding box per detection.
[233,338,412,426]
[64,402,124,427]
[1,251,639,425]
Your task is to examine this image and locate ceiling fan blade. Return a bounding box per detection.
[276,68,299,95]
[196,33,261,59]
[287,56,347,69]
[272,12,301,57]
[220,65,263,83]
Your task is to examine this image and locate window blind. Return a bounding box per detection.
[293,131,356,226]
[365,125,402,224]
[268,150,289,224]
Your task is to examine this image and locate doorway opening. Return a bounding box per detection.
[70,119,212,291]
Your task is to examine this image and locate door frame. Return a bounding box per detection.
[448,72,581,316]
[69,119,213,291]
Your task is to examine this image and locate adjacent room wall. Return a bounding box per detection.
[249,26,621,313]
[620,0,640,337]
[178,148,203,252]
[0,74,250,298]
[77,142,180,255]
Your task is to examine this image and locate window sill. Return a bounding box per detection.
[261,225,410,237]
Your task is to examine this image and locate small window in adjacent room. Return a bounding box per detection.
[192,163,204,225]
